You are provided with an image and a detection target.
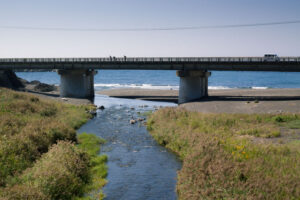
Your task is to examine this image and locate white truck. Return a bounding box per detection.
[264,54,280,62]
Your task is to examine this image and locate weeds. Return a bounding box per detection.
[148,108,300,199]
[0,88,106,200]
[77,133,108,200]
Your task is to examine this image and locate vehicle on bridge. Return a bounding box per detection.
[264,54,280,62]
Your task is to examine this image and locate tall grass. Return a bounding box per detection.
[148,108,300,200]
[0,88,107,200]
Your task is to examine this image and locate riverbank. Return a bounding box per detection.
[148,108,300,199]
[0,88,107,200]
[98,88,300,113]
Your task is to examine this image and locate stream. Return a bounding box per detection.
[78,95,182,200]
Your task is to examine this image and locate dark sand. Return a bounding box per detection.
[98,88,300,114]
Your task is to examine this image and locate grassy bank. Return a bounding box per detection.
[0,88,107,199]
[148,108,300,200]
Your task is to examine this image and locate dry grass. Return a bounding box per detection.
[3,141,91,200]
[0,88,107,199]
[148,108,300,200]
[0,88,93,186]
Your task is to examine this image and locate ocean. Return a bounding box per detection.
[16,70,300,91]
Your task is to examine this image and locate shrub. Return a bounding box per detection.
[0,135,38,186]
[30,97,39,103]
[40,107,57,117]
[47,126,77,144]
[21,141,90,200]
[1,184,48,200]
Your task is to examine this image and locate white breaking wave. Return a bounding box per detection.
[208,86,232,90]
[94,83,269,90]
[251,87,268,89]
[94,83,179,90]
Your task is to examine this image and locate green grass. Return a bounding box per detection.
[285,119,300,129]
[148,108,300,200]
[139,110,153,117]
[76,133,108,200]
[0,88,107,200]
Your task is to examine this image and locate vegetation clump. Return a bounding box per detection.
[148,108,300,200]
[0,88,107,200]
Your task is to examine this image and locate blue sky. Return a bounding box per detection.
[0,0,300,57]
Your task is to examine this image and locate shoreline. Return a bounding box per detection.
[98,88,300,114]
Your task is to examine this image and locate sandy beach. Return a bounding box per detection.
[98,88,300,114]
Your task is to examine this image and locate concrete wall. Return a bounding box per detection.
[177,70,211,104]
[58,69,96,98]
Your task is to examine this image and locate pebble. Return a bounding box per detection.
[137,118,145,122]
[130,119,136,124]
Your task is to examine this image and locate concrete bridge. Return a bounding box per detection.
[1,57,300,103]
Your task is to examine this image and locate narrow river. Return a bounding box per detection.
[78,95,182,200]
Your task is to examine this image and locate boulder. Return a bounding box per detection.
[0,70,24,89]
[30,80,41,84]
[34,83,56,92]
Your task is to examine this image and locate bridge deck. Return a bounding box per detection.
[1,57,300,71]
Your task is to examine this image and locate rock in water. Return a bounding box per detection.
[98,105,105,110]
[137,118,145,122]
[0,70,24,89]
[130,119,136,124]
[89,110,97,116]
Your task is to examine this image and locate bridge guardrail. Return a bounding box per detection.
[0,57,300,63]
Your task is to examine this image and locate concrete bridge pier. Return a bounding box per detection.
[58,69,97,98]
[177,70,211,104]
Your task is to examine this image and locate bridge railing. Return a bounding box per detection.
[0,57,300,63]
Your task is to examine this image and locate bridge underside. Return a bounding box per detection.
[58,69,96,98]
[56,69,211,104]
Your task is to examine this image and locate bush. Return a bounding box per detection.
[21,141,90,200]
[0,135,38,186]
[1,184,48,200]
[40,107,57,117]
[0,89,99,198]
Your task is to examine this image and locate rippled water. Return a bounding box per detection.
[78,95,181,200]
[16,70,300,90]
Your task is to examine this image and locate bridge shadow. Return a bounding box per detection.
[22,90,300,105]
[195,95,300,102]
[106,95,300,104]
[107,95,179,103]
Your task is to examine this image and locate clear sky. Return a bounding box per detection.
[0,0,300,57]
